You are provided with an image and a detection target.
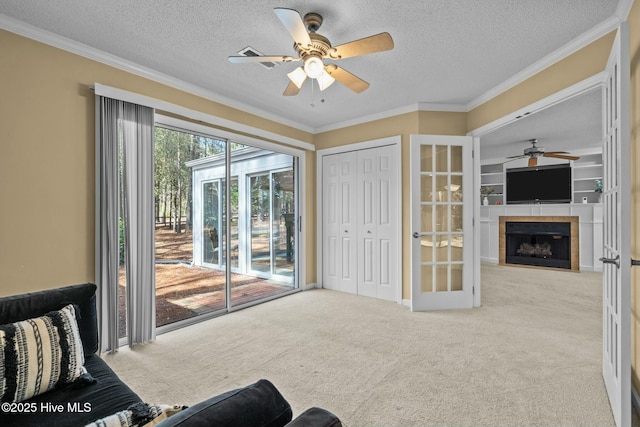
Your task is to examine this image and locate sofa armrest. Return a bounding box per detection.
[284,407,342,427]
[155,379,292,427]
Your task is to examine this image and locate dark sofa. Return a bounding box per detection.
[0,284,341,427]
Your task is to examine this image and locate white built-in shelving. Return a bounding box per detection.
[480,163,505,205]
[480,151,603,205]
[571,153,603,203]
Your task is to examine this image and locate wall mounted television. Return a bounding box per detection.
[506,163,572,204]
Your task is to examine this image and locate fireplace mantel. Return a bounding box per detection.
[499,216,580,271]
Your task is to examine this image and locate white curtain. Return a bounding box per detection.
[96,96,155,352]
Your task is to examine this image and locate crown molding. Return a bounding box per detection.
[313,102,466,133]
[0,13,315,134]
[466,15,620,111]
[417,102,467,112]
[617,0,635,20]
[313,103,419,133]
[1,7,630,136]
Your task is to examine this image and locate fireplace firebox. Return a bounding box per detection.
[499,216,579,271]
[505,221,571,269]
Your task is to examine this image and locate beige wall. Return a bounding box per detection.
[314,111,468,300]
[468,32,616,131]
[2,13,638,389]
[0,29,314,296]
[628,0,640,395]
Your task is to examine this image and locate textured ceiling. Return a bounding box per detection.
[0,0,620,136]
[480,89,603,162]
[0,0,630,160]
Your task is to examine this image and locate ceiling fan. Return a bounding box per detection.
[505,139,580,167]
[227,8,394,96]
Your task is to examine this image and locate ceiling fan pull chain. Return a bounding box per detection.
[310,78,316,107]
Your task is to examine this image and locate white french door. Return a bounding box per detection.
[410,135,474,311]
[601,22,631,427]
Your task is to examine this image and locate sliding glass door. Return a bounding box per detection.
[148,126,300,330]
[227,151,296,307]
[248,169,296,279]
[153,127,228,328]
[153,128,302,328]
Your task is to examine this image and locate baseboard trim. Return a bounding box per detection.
[302,282,319,291]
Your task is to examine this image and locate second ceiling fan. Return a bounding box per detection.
[505,139,580,167]
[228,8,394,95]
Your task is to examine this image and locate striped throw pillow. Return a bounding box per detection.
[0,304,89,402]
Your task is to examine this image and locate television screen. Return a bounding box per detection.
[506,164,572,204]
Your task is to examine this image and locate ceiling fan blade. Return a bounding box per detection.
[329,32,394,59]
[501,157,525,164]
[324,64,370,93]
[543,151,570,155]
[228,55,298,64]
[528,157,538,167]
[543,153,580,161]
[506,154,527,159]
[283,80,302,96]
[274,8,312,48]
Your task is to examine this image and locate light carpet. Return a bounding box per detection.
[104,264,615,426]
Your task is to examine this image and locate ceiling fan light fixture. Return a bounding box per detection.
[287,67,307,88]
[317,69,335,91]
[303,56,324,79]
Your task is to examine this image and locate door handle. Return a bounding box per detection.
[413,232,420,239]
[599,255,620,269]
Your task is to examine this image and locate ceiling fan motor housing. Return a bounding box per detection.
[295,31,332,59]
[524,146,544,156]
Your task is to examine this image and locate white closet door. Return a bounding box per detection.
[322,152,358,294]
[357,145,398,301]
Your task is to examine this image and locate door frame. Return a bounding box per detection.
[468,66,631,425]
[316,135,403,304]
[468,74,605,308]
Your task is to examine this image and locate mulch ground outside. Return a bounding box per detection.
[118,224,292,337]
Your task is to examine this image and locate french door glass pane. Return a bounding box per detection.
[419,143,464,294]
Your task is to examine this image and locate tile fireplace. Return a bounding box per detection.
[499,216,579,271]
